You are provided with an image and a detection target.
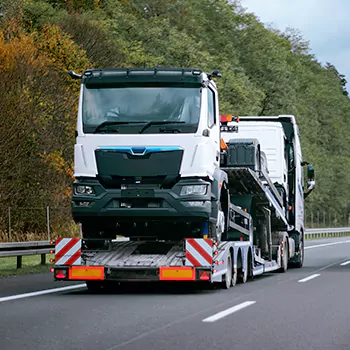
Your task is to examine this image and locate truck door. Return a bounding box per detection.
[207,83,221,168]
[293,125,304,233]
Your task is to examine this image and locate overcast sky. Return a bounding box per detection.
[240,0,350,89]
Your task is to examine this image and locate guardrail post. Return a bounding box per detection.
[8,207,11,241]
[17,256,22,269]
[46,206,51,241]
[41,254,46,265]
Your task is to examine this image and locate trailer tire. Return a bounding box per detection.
[221,254,233,289]
[232,264,237,287]
[279,237,289,273]
[238,255,248,284]
[239,266,248,284]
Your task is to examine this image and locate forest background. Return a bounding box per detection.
[0,0,349,241]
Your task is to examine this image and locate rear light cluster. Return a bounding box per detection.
[52,269,68,279]
[199,271,210,280]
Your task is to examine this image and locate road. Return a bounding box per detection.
[0,237,350,350]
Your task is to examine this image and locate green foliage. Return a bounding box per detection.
[0,0,349,234]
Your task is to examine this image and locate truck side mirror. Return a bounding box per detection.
[307,164,314,179]
[302,161,315,199]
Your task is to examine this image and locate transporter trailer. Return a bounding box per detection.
[51,68,316,291]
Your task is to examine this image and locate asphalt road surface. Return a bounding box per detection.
[1,237,350,350]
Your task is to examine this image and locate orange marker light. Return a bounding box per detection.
[220,114,233,123]
[220,138,228,151]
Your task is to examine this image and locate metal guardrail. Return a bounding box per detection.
[305,227,350,240]
[0,228,350,269]
[0,240,53,268]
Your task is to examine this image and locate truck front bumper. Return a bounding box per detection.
[72,177,215,222]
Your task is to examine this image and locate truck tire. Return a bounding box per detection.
[290,235,304,268]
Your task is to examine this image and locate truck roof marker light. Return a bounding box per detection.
[220,114,232,123]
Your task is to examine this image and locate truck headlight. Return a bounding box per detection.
[75,185,95,195]
[180,185,207,196]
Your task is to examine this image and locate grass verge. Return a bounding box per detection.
[0,254,54,277]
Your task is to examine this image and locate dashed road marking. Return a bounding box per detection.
[298,274,320,283]
[202,301,256,322]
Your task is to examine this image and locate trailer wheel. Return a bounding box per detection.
[221,254,233,289]
[237,254,248,283]
[279,238,289,273]
[239,265,248,284]
[232,265,237,287]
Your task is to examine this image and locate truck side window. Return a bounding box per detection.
[207,88,216,128]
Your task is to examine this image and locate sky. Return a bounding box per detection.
[240,0,350,89]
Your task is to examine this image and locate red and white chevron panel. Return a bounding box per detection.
[185,238,213,267]
[55,238,82,266]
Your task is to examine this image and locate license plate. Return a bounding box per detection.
[121,189,155,198]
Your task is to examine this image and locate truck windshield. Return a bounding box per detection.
[82,85,201,134]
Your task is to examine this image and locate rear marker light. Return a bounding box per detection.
[55,270,67,279]
[199,271,210,280]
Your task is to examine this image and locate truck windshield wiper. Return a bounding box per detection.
[139,121,185,134]
[94,121,145,133]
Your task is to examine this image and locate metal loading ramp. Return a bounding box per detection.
[222,167,290,229]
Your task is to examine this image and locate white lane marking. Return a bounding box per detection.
[202,301,256,323]
[305,240,350,250]
[340,261,350,266]
[298,274,320,283]
[0,284,86,303]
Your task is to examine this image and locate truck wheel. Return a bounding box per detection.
[290,236,304,268]
[221,254,233,289]
[296,237,304,268]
